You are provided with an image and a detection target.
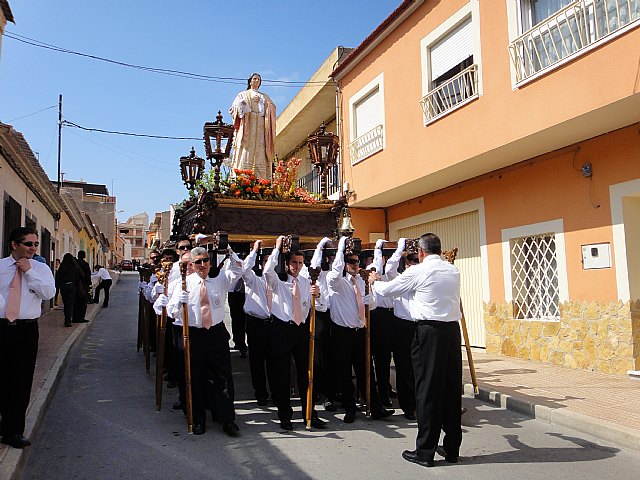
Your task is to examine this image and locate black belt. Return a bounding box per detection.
[271,315,305,326]
[1,318,38,326]
[417,320,453,326]
[377,307,394,312]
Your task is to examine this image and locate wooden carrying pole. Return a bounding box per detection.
[359,267,373,417]
[443,248,479,394]
[180,262,194,433]
[305,267,321,430]
[155,260,172,411]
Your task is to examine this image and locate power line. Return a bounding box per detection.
[6,104,57,122]
[62,119,202,141]
[4,31,328,87]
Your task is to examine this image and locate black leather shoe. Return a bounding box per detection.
[193,424,206,435]
[402,450,434,468]
[1,435,31,449]
[172,401,183,410]
[436,445,458,463]
[323,400,337,412]
[310,413,327,429]
[371,408,394,420]
[167,381,178,389]
[403,411,416,420]
[280,420,293,431]
[72,319,89,323]
[380,398,393,408]
[256,397,268,407]
[64,322,72,327]
[343,410,356,423]
[223,421,240,437]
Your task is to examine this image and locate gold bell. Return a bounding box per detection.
[338,206,355,237]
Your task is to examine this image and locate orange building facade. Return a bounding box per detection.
[332,0,640,375]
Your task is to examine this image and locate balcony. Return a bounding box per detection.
[509,0,640,84]
[419,64,479,124]
[297,163,341,197]
[348,125,384,166]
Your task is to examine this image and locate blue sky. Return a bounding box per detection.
[0,1,396,224]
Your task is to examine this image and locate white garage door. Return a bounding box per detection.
[397,210,485,348]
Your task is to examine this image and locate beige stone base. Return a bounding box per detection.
[485,299,640,375]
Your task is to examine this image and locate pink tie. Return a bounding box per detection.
[200,280,213,329]
[352,276,365,322]
[292,277,302,325]
[264,279,272,312]
[6,265,22,322]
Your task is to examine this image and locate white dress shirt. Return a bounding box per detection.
[242,251,271,319]
[92,267,112,282]
[373,254,461,322]
[326,237,376,329]
[370,241,403,309]
[0,255,56,319]
[300,237,331,312]
[168,259,241,328]
[264,249,312,323]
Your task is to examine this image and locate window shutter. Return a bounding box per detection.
[354,86,382,138]
[430,17,473,80]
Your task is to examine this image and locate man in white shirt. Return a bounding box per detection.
[372,233,462,468]
[242,240,274,406]
[264,235,326,431]
[0,227,56,449]
[326,236,393,423]
[92,265,113,307]
[166,246,241,437]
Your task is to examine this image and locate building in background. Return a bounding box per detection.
[118,212,148,263]
[331,0,640,376]
[148,210,171,251]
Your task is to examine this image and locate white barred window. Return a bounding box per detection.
[510,233,560,320]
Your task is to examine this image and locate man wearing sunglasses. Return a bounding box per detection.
[167,246,242,437]
[326,236,394,424]
[0,227,56,449]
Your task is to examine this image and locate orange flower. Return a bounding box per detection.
[234,190,241,197]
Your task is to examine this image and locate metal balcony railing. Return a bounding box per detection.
[348,125,384,166]
[419,64,479,124]
[296,163,341,197]
[509,0,640,83]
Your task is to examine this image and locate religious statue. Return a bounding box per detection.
[229,73,276,181]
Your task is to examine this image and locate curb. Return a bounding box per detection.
[464,383,640,453]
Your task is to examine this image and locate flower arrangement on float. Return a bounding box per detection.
[194,157,322,204]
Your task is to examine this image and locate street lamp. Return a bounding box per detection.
[203,111,234,194]
[307,122,340,200]
[179,146,205,191]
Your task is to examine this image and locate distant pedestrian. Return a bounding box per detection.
[0,227,56,449]
[92,265,113,308]
[55,253,84,327]
[74,251,92,323]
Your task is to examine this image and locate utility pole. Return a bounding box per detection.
[57,94,62,193]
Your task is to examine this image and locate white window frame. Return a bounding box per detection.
[420,0,483,126]
[348,72,385,165]
[502,219,569,320]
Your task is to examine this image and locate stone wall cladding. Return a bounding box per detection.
[484,300,640,375]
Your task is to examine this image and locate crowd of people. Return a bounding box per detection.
[137,231,463,468]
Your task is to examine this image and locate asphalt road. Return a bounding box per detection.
[22,273,640,479]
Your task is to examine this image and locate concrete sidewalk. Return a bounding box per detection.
[0,272,120,480]
[462,350,640,452]
[2,274,639,478]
